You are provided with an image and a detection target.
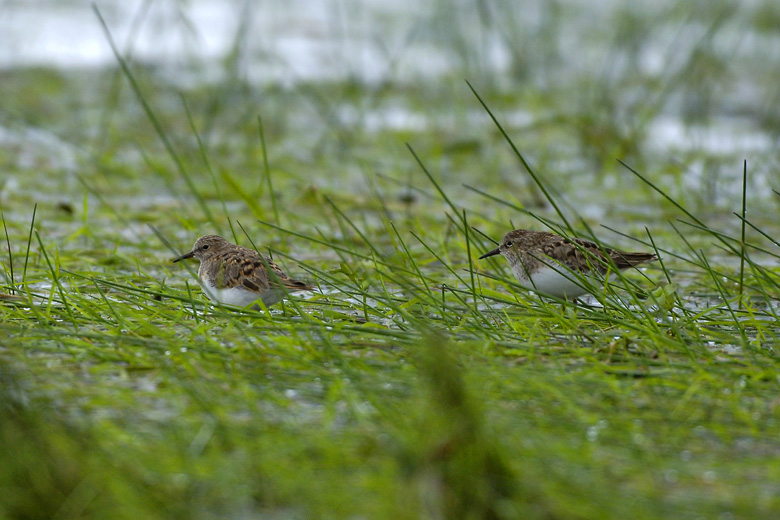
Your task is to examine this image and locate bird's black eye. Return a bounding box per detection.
[505,241,513,247]
[202,244,210,250]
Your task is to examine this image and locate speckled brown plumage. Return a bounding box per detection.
[174,235,313,307]
[479,229,657,298]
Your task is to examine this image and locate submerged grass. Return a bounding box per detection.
[3,1,780,519]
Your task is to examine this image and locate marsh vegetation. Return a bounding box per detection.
[2,1,780,518]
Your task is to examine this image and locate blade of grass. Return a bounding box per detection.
[2,213,14,293]
[461,209,478,308]
[739,160,747,310]
[182,95,229,232]
[258,115,281,231]
[92,4,216,226]
[465,79,573,232]
[35,231,78,329]
[22,203,37,287]
[699,250,747,348]
[406,143,461,217]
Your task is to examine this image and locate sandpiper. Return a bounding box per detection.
[478,229,657,299]
[173,235,314,308]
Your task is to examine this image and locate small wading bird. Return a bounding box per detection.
[173,235,314,308]
[478,229,657,299]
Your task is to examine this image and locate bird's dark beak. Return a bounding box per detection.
[479,247,501,260]
[173,250,195,263]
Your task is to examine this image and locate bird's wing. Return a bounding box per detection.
[268,260,315,290]
[535,237,610,274]
[218,247,312,292]
[212,250,271,292]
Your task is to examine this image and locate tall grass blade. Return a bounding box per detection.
[466,79,572,232]
[22,203,37,287]
[2,213,13,293]
[92,4,216,226]
[258,115,281,230]
[739,160,747,309]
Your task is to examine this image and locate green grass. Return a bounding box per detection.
[3,1,780,518]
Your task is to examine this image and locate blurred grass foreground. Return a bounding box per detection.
[3,0,780,518]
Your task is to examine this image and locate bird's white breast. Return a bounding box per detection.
[198,265,282,308]
[512,263,607,298]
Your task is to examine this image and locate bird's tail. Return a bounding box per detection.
[284,278,316,292]
[613,252,658,269]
